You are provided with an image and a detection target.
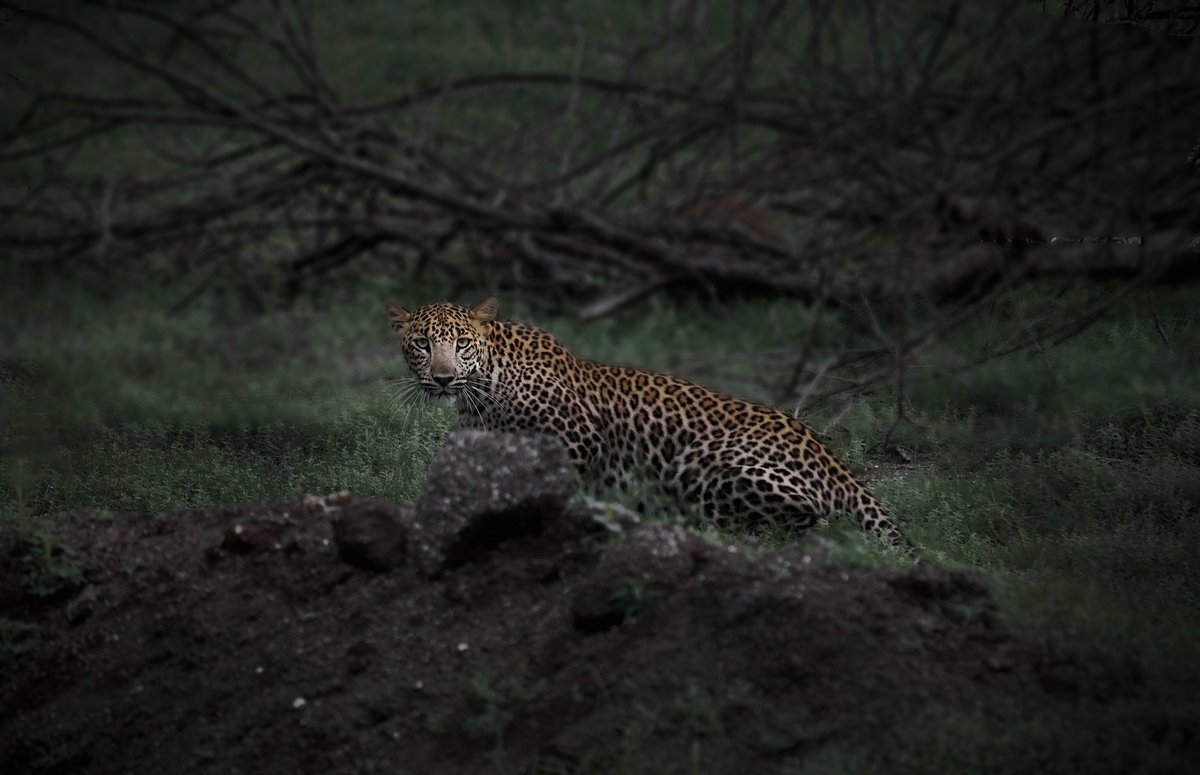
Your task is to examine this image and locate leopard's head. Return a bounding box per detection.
[385,297,498,404]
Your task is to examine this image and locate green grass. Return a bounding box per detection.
[0,269,451,516]
[864,291,1200,665]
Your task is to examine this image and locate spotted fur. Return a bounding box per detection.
[386,297,910,549]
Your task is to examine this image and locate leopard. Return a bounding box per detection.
[386,296,910,551]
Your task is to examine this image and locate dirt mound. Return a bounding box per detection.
[0,433,1143,774]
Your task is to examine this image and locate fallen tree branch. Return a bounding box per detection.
[1,0,1197,399]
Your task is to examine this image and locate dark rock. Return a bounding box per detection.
[0,497,1157,775]
[221,519,293,553]
[885,565,991,603]
[64,585,99,626]
[411,431,576,574]
[885,565,999,627]
[302,490,353,516]
[344,640,376,675]
[571,524,703,632]
[331,501,414,572]
[1033,638,1144,701]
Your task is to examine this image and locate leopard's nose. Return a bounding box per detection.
[432,374,453,388]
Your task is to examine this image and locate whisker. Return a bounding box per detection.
[464,377,514,427]
[382,376,430,421]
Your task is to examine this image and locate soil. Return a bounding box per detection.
[0,433,1148,774]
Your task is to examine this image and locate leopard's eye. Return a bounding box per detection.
[413,337,430,350]
[456,337,472,351]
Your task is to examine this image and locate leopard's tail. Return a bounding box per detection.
[845,485,915,557]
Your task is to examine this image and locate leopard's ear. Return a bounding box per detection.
[469,297,499,324]
[385,301,412,333]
